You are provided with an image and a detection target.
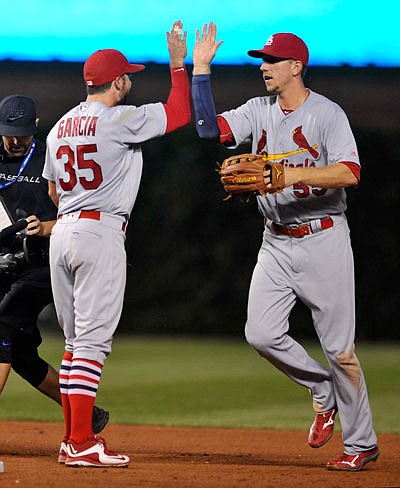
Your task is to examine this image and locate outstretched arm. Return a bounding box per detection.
[163,20,191,132]
[192,22,225,140]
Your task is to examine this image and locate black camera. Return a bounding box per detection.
[0,251,25,276]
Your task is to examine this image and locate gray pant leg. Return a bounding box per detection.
[245,243,336,411]
[297,222,377,452]
[245,221,377,453]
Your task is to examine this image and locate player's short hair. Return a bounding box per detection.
[86,81,113,96]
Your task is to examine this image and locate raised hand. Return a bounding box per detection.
[167,20,188,68]
[193,22,224,74]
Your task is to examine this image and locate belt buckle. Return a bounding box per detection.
[299,225,310,237]
[270,220,311,238]
[288,224,310,238]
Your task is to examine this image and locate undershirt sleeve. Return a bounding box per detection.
[217,116,235,146]
[338,161,361,183]
[163,67,191,134]
[191,74,220,141]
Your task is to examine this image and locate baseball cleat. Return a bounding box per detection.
[58,440,68,463]
[308,408,336,448]
[65,437,129,468]
[326,447,380,471]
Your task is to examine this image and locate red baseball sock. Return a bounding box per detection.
[68,357,102,444]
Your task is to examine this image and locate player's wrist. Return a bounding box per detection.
[193,64,211,75]
[282,166,296,187]
[169,58,185,69]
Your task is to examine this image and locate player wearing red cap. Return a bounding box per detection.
[43,20,190,468]
[191,22,379,472]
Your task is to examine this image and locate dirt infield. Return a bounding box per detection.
[0,421,399,488]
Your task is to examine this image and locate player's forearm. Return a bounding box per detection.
[191,74,219,140]
[284,163,358,189]
[163,67,191,133]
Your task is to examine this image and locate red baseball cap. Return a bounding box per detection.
[84,49,145,87]
[248,33,309,66]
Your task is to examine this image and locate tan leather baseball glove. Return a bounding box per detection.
[219,153,285,198]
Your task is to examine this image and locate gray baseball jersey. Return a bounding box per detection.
[221,90,360,223]
[43,101,166,219]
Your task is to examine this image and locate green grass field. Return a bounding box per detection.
[0,332,399,434]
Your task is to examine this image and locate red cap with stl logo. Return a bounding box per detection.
[248,33,309,66]
[84,49,145,87]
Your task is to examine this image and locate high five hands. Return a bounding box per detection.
[167,20,188,68]
[193,22,223,74]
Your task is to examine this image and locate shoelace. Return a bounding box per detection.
[95,437,119,455]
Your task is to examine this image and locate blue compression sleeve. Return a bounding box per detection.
[191,74,220,141]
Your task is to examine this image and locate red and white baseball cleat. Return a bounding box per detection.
[58,440,68,463]
[65,437,129,467]
[326,447,380,471]
[308,408,336,448]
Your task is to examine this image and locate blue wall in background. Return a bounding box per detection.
[0,0,398,67]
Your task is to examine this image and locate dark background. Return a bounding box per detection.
[2,61,399,340]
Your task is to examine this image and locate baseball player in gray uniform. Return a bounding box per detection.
[191,22,379,471]
[43,20,190,468]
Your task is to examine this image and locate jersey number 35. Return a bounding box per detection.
[56,143,103,191]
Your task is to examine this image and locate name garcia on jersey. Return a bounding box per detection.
[57,116,98,139]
